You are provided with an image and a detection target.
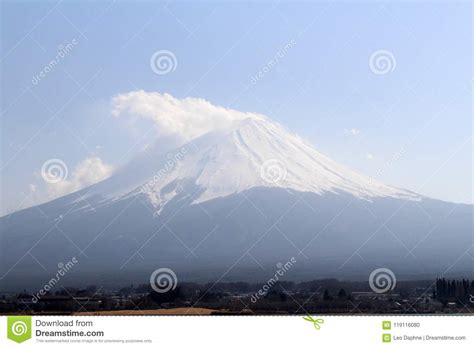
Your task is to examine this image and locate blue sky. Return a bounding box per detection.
[1,0,472,215]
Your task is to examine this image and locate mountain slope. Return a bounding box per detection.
[0,117,471,290]
[53,116,419,215]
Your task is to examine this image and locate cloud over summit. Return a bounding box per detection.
[111,91,264,141]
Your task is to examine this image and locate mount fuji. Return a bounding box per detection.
[0,115,471,290]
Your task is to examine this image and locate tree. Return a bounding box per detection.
[323,289,332,301]
[337,288,347,299]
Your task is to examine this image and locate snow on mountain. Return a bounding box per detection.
[78,115,419,214]
[2,108,471,290]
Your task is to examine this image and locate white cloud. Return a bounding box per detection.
[47,156,114,199]
[344,128,361,136]
[111,90,264,141]
[366,153,374,160]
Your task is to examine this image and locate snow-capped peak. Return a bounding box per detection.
[134,116,419,210]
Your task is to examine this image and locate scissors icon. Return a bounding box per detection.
[303,315,324,330]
